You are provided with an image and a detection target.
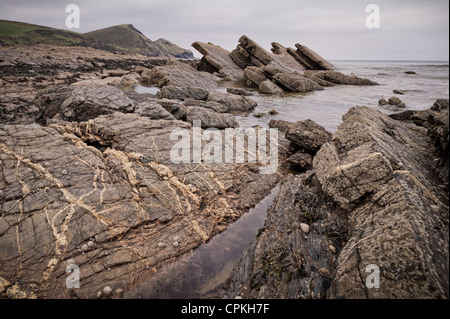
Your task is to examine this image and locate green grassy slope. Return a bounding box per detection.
[84,24,171,57]
[0,20,106,48]
[0,20,193,58]
[155,38,193,59]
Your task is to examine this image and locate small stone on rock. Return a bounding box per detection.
[300,223,310,234]
[114,288,124,298]
[103,286,113,297]
[318,267,330,276]
[81,244,89,252]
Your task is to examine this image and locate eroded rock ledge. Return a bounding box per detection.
[0,110,290,298]
[193,35,377,94]
[223,103,449,299]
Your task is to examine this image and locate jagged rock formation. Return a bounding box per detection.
[223,104,449,299]
[269,119,331,171]
[139,59,257,123]
[0,98,287,300]
[140,59,220,89]
[192,42,245,81]
[192,35,377,94]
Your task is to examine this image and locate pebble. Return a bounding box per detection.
[329,245,337,254]
[114,289,124,298]
[300,223,310,234]
[61,169,68,175]
[157,242,166,248]
[81,244,89,252]
[318,268,330,276]
[173,242,179,247]
[268,108,279,115]
[103,286,113,297]
[96,291,102,299]
[87,241,94,248]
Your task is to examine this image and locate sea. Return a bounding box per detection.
[233,60,449,132]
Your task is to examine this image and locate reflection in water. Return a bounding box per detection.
[235,61,449,132]
[126,185,280,299]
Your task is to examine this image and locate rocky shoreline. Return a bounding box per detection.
[0,36,448,299]
[223,102,449,299]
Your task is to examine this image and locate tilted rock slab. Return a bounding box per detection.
[192,42,245,82]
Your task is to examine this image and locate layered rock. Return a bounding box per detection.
[192,42,245,81]
[60,85,135,121]
[269,119,331,170]
[223,172,339,299]
[224,105,449,299]
[185,106,238,129]
[306,71,378,86]
[290,44,334,71]
[206,91,257,112]
[0,110,287,299]
[140,59,220,89]
[272,73,323,93]
[193,35,377,95]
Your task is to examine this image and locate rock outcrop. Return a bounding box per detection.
[140,59,220,89]
[269,119,331,170]
[224,104,449,299]
[379,96,406,109]
[193,35,377,94]
[0,111,287,299]
[192,42,245,82]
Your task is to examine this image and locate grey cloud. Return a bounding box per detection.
[0,0,448,60]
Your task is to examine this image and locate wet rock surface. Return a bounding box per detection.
[0,44,287,299]
[0,111,286,299]
[223,105,449,299]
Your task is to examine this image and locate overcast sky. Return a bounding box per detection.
[1,0,448,60]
